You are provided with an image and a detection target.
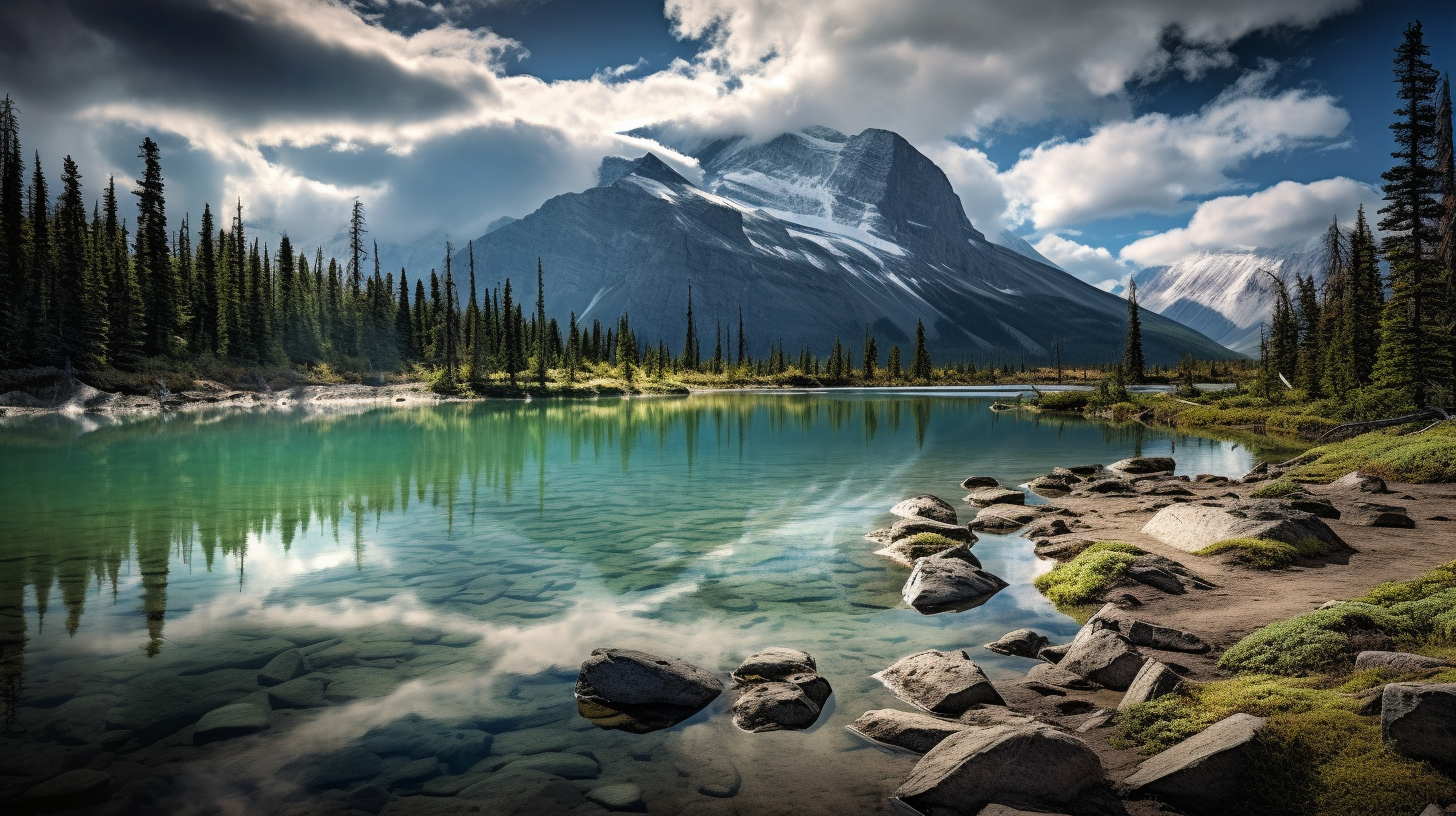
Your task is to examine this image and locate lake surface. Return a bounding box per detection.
[0,390,1261,815]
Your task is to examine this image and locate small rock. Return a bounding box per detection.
[1108,457,1176,474]
[847,709,969,754]
[1327,471,1388,494]
[374,757,443,790]
[257,649,308,687]
[1080,478,1133,494]
[1343,502,1415,528]
[586,783,644,811]
[1027,475,1073,496]
[970,504,1048,532]
[964,487,1026,506]
[192,704,269,745]
[498,752,601,780]
[1058,626,1146,691]
[889,515,975,543]
[783,672,833,706]
[892,724,1104,815]
[902,545,1008,614]
[343,784,394,814]
[19,769,113,809]
[1356,651,1452,673]
[873,650,1005,714]
[1288,498,1340,519]
[575,648,723,710]
[877,535,976,567]
[1121,713,1267,815]
[1055,699,1096,715]
[1034,536,1094,560]
[960,476,1001,489]
[1382,683,1456,767]
[1025,663,1099,691]
[1119,660,1184,710]
[891,495,959,525]
[1125,561,1186,595]
[731,682,822,732]
[1021,516,1073,539]
[1076,710,1115,733]
[1038,644,1070,664]
[291,747,384,788]
[267,675,330,709]
[983,628,1050,658]
[731,648,816,684]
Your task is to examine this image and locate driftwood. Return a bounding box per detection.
[1316,406,1453,442]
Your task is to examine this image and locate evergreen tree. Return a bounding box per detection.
[682,284,699,370]
[1295,274,1324,397]
[502,278,519,385]
[411,278,427,366]
[466,242,481,376]
[54,156,89,363]
[1123,278,1145,383]
[1321,217,1355,397]
[1266,271,1299,387]
[195,204,216,354]
[863,329,878,380]
[887,345,903,381]
[910,320,932,380]
[737,304,746,365]
[395,271,413,364]
[81,202,109,366]
[346,198,366,356]
[103,181,143,367]
[535,258,547,389]
[441,243,459,389]
[1349,207,1384,385]
[1436,73,1455,387]
[0,96,25,363]
[133,138,174,357]
[26,152,52,360]
[566,311,579,384]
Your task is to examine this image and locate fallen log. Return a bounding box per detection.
[1316,407,1454,442]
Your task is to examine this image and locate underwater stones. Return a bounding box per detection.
[1118,661,1185,711]
[964,487,1026,506]
[873,650,1005,715]
[1057,626,1146,691]
[167,636,298,676]
[889,516,974,543]
[891,495,959,525]
[575,648,723,734]
[360,719,493,773]
[324,668,399,702]
[343,784,394,814]
[266,675,330,709]
[587,783,645,811]
[19,769,114,810]
[901,545,1007,614]
[192,704,269,745]
[847,709,969,754]
[257,649,308,687]
[104,670,259,743]
[1382,683,1456,767]
[732,647,816,683]
[290,746,384,788]
[1121,713,1267,815]
[893,724,1104,815]
[983,628,1049,658]
[498,752,601,780]
[731,682,822,732]
[1108,456,1176,474]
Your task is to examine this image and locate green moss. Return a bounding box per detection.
[898,532,962,549]
[1035,390,1093,411]
[1287,424,1456,484]
[1194,536,1331,570]
[1356,562,1456,605]
[1250,478,1303,498]
[1032,541,1144,609]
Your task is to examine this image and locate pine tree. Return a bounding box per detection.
[1320,217,1355,397]
[81,201,109,366]
[54,156,89,364]
[1295,274,1324,397]
[1266,271,1299,388]
[682,284,699,370]
[1123,279,1145,384]
[1435,73,1455,389]
[395,270,413,364]
[888,345,903,381]
[911,320,932,380]
[863,329,878,380]
[346,199,366,356]
[566,311,579,384]
[0,96,25,363]
[194,204,216,354]
[441,243,459,389]
[535,258,547,389]
[133,137,174,357]
[26,152,53,360]
[502,277,518,385]
[411,278,427,366]
[466,242,481,377]
[737,304,746,365]
[103,180,143,367]
[1349,207,1384,385]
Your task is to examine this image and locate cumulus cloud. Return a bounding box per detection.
[1119,176,1382,267]
[1033,233,1134,290]
[1000,63,1351,229]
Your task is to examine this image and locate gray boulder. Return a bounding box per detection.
[1027,475,1074,496]
[731,681,821,732]
[1025,662,1100,691]
[1121,713,1267,815]
[1038,644,1071,664]
[892,495,960,525]
[1108,457,1177,474]
[1022,516,1073,540]
[892,724,1104,814]
[1328,471,1388,493]
[970,504,1048,533]
[784,672,833,706]
[890,515,976,543]
[847,709,969,754]
[575,648,723,710]
[902,545,1008,614]
[1141,502,1347,554]
[1124,556,1187,595]
[1058,626,1146,691]
[983,628,1050,658]
[960,476,1001,489]
[873,649,1006,714]
[1034,536,1094,561]
[1382,683,1456,767]
[1088,604,1211,653]
[1343,502,1415,528]
[1356,651,1453,673]
[1118,661,1184,711]
[731,647,816,684]
[878,535,977,568]
[256,649,308,687]
[964,487,1026,506]
[192,703,269,745]
[1078,477,1134,494]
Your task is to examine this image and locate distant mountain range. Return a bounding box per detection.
[436,126,1235,364]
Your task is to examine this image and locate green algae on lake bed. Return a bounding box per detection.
[0,391,1258,814]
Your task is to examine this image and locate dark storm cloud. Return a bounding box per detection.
[0,0,477,126]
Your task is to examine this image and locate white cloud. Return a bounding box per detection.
[1000,63,1351,229]
[1033,233,1133,290]
[1119,176,1382,267]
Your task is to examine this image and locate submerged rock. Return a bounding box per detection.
[575,648,723,733]
[892,724,1104,815]
[1121,713,1267,815]
[1382,683,1456,767]
[257,649,308,687]
[960,476,1001,489]
[983,628,1050,658]
[901,545,1007,613]
[873,649,1005,714]
[731,681,822,732]
[731,648,816,684]
[192,703,269,745]
[847,709,969,754]
[19,769,113,810]
[891,495,960,525]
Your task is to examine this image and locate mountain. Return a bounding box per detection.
[1134,236,1329,356]
[994,230,1064,272]
[458,127,1237,364]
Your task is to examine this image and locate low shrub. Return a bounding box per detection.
[1287,424,1456,484]
[1266,413,1341,437]
[1032,541,1144,609]
[1250,479,1303,499]
[1194,537,1331,570]
[1035,390,1093,411]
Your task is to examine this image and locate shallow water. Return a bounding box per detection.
[0,390,1260,815]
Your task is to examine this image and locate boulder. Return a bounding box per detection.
[1021,516,1073,540]
[873,650,1006,714]
[970,504,1048,533]
[902,546,1008,614]
[1141,502,1348,554]
[983,628,1050,658]
[266,674,329,709]
[892,724,1104,814]
[1058,626,1146,691]
[192,703,269,745]
[878,535,977,568]
[1288,498,1340,519]
[960,476,1001,489]
[1382,683,1456,767]
[19,769,113,809]
[1038,644,1071,664]
[1024,662,1099,691]
[1063,464,1104,476]
[256,649,308,687]
[1034,536,1094,561]
[890,516,975,543]
[1343,502,1415,528]
[1118,661,1184,711]
[575,648,723,710]
[1027,475,1073,496]
[586,783,644,811]
[1328,471,1388,494]
[892,495,960,525]
[1088,604,1211,653]
[1108,456,1176,474]
[288,747,384,788]
[731,648,816,684]
[1121,713,1267,815]
[847,709,969,754]
[784,672,833,707]
[731,681,822,732]
[1356,651,1453,673]
[1125,559,1186,595]
[1079,478,1133,494]
[964,487,1026,506]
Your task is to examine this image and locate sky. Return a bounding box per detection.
[0,0,1452,291]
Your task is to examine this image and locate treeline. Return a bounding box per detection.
[1252,23,1456,409]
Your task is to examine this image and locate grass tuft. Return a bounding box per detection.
[1194,537,1332,570]
[1250,478,1303,498]
[1032,541,1144,610]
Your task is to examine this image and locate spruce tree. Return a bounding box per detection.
[133,138,173,357]
[54,156,89,364]
[395,270,413,364]
[566,311,579,384]
[1320,217,1355,397]
[441,243,459,389]
[81,202,109,366]
[737,304,746,365]
[1435,73,1455,388]
[683,284,699,370]
[1295,274,1324,397]
[26,152,53,360]
[502,277,518,385]
[466,242,481,377]
[911,320,932,380]
[1266,272,1299,388]
[0,96,25,363]
[1349,207,1384,385]
[888,345,903,380]
[1123,279,1145,383]
[863,329,878,380]
[535,258,547,389]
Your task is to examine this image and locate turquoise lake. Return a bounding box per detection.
[0,390,1262,815]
